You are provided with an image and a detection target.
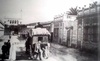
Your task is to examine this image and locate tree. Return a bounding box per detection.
[91,1,97,8]
[68,7,78,15]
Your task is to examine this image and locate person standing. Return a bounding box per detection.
[6,40,11,55]
[41,43,46,58]
[9,35,11,39]
[1,42,8,61]
[41,42,49,59]
[25,33,32,53]
[25,33,33,59]
[35,40,42,60]
[9,43,17,61]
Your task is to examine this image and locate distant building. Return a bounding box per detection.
[41,21,53,32]
[2,18,22,35]
[3,18,22,25]
[77,4,100,52]
[27,21,53,32]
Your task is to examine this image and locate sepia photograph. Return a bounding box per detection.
[0,0,100,61]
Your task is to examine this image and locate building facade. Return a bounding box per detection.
[71,19,78,47]
[65,15,77,47]
[77,4,100,52]
[2,18,22,35]
[3,18,22,25]
[53,13,77,46]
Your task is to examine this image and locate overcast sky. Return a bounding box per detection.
[0,0,99,24]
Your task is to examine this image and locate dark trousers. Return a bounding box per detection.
[2,52,6,61]
[42,49,45,58]
[7,49,10,55]
[25,46,30,54]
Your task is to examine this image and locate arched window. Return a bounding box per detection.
[15,20,16,24]
[12,20,14,24]
[17,20,19,24]
[10,20,11,24]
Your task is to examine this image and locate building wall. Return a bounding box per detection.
[77,4,100,52]
[53,14,66,44]
[2,18,22,35]
[65,16,77,47]
[77,19,83,48]
[53,13,77,46]
[53,20,62,43]
[71,20,78,47]
[98,4,100,58]
[43,24,51,32]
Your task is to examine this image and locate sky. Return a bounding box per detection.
[0,0,99,24]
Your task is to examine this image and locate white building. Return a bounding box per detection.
[53,13,77,45]
[71,19,78,47]
[3,18,22,26]
[1,17,22,35]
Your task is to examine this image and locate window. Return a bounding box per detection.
[78,18,82,24]
[92,34,97,43]
[92,16,98,25]
[17,20,19,24]
[12,20,14,24]
[54,28,59,38]
[90,35,93,41]
[88,35,90,41]
[38,37,43,41]
[10,20,11,24]
[20,22,22,24]
[15,20,16,24]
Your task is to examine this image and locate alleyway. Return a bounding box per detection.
[0,35,98,61]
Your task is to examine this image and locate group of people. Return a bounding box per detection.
[25,33,49,60]
[1,40,11,61]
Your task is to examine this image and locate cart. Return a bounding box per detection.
[30,28,51,59]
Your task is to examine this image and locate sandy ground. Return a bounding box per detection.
[0,35,98,61]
